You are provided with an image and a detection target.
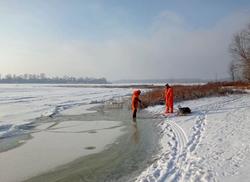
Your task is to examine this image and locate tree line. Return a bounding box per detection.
[229,24,250,82]
[0,73,108,84]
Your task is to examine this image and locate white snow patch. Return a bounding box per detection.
[136,94,250,182]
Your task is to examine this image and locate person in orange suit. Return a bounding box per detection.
[132,90,142,118]
[165,84,174,113]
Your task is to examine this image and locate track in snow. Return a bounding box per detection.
[136,95,244,182]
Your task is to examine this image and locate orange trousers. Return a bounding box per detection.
[165,99,173,113]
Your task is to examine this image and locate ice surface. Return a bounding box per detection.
[0,84,133,139]
[0,120,125,182]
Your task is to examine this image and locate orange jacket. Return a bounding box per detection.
[165,87,173,103]
[132,90,141,111]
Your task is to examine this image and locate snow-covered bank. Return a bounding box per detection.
[136,94,250,182]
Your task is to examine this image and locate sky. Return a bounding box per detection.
[0,0,250,81]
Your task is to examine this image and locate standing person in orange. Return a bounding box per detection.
[132,90,142,118]
[165,84,174,113]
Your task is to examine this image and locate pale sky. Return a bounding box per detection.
[0,0,250,80]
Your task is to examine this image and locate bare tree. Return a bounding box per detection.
[229,62,236,81]
[230,24,250,81]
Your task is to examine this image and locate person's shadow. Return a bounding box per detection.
[131,118,139,144]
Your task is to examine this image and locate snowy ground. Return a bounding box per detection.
[136,93,250,182]
[1,84,250,182]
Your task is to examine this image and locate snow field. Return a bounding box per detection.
[136,94,250,182]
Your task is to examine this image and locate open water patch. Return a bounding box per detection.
[23,105,162,182]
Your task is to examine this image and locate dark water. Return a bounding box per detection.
[24,104,161,182]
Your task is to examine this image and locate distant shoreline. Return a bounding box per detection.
[0,82,206,89]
